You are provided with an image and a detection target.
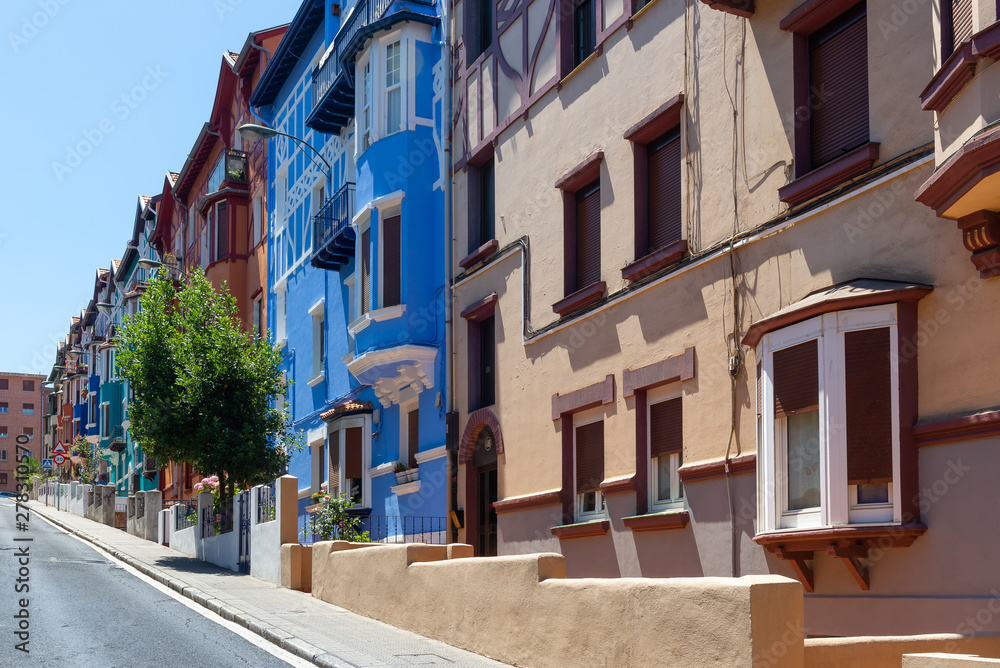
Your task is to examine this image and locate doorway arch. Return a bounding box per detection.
[460,408,505,555]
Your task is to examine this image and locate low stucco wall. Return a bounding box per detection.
[806,634,1000,668]
[250,476,298,585]
[171,524,199,558]
[312,542,804,668]
[904,655,1000,667]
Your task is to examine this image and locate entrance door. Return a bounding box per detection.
[473,427,498,556]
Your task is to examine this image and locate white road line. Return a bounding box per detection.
[32,511,316,668]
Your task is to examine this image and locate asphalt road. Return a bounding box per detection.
[0,498,306,667]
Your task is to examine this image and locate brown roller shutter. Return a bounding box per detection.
[329,434,340,491]
[407,408,419,467]
[649,397,682,457]
[575,420,604,493]
[382,215,401,307]
[648,129,683,252]
[845,327,893,484]
[809,4,869,169]
[345,427,363,479]
[575,180,601,290]
[361,228,371,315]
[773,339,819,418]
[951,0,974,49]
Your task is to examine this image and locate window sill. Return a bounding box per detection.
[919,41,977,113]
[754,523,927,592]
[550,519,610,539]
[459,239,499,270]
[390,480,421,496]
[348,305,406,336]
[621,240,688,282]
[777,142,880,206]
[306,372,325,387]
[552,281,607,317]
[622,510,690,532]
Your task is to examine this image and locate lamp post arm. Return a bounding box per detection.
[267,130,333,177]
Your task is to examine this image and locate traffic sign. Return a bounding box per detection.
[53,453,66,465]
[52,441,67,455]
[41,459,53,470]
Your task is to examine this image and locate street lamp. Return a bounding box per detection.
[96,302,113,316]
[238,123,332,182]
[137,258,161,271]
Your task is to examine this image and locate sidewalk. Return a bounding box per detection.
[28,500,514,668]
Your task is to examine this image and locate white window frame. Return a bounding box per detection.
[757,304,902,534]
[0,449,6,461]
[358,55,374,154]
[344,273,356,352]
[647,386,685,512]
[308,299,326,383]
[309,432,326,495]
[355,214,372,319]
[573,406,606,522]
[100,403,110,438]
[383,38,403,137]
[252,194,264,248]
[274,283,288,344]
[275,166,289,231]
[327,414,372,508]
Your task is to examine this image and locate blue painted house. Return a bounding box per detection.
[251,0,449,542]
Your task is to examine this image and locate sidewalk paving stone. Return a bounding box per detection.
[28,500,515,668]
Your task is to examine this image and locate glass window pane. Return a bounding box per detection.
[656,456,671,501]
[786,410,821,511]
[857,483,889,504]
[386,88,401,134]
[581,491,596,513]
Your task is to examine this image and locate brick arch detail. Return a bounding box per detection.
[459,408,504,465]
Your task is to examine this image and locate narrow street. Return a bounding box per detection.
[0,499,309,667]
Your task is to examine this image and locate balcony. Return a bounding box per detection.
[207,149,248,194]
[109,426,126,452]
[306,0,438,134]
[311,182,356,270]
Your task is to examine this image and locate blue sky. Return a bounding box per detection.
[0,0,300,376]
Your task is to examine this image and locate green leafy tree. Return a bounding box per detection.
[116,268,300,500]
[18,457,43,490]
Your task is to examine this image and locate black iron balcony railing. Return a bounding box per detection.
[311,182,356,271]
[108,425,126,452]
[207,149,248,193]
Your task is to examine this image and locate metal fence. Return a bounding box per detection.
[202,497,234,538]
[298,513,448,546]
[256,483,276,524]
[175,501,198,531]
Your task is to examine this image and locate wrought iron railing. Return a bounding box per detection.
[256,483,276,524]
[297,512,447,545]
[175,501,198,531]
[313,182,356,251]
[202,497,234,538]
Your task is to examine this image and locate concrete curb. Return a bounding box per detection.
[31,503,347,668]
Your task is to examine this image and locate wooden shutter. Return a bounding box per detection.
[345,427,363,479]
[845,327,893,484]
[951,0,974,48]
[773,339,819,418]
[756,363,762,418]
[329,434,340,491]
[480,158,495,244]
[648,129,683,252]
[407,409,419,467]
[216,202,228,260]
[361,228,371,314]
[575,180,601,290]
[382,215,401,307]
[575,420,604,493]
[649,397,682,457]
[480,315,496,407]
[809,5,869,169]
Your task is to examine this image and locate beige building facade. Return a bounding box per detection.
[449,0,1000,637]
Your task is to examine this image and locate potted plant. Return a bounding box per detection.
[394,461,418,484]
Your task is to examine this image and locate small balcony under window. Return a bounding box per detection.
[207,149,248,193]
[311,182,357,271]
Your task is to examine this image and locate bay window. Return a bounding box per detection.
[757,304,901,533]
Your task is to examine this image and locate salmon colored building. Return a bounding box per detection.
[449,0,1000,638]
[0,372,46,493]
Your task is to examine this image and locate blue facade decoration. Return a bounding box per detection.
[252,0,448,541]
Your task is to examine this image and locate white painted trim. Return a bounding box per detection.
[306,372,326,387]
[372,190,405,211]
[413,443,448,464]
[348,315,372,336]
[307,427,325,445]
[341,352,355,365]
[391,480,421,496]
[369,461,397,478]
[370,304,406,321]
[307,298,326,316]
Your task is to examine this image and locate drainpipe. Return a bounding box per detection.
[442,0,457,544]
